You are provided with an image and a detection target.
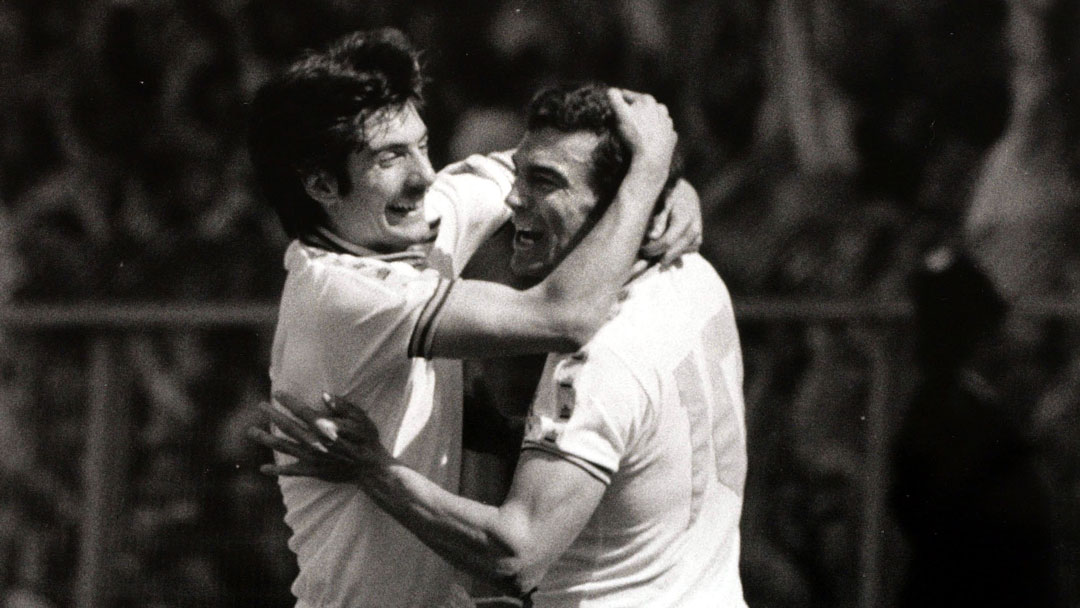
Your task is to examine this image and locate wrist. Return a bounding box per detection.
[620,160,668,202]
[627,154,671,181]
[353,450,397,488]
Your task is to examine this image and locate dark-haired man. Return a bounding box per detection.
[263,85,748,607]
[247,29,693,607]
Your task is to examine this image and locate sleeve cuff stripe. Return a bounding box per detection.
[520,443,613,485]
[408,279,454,358]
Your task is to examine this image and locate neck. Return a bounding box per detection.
[301,226,376,256]
[522,255,655,288]
[301,226,429,263]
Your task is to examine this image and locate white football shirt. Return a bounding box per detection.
[522,254,749,608]
[269,153,512,608]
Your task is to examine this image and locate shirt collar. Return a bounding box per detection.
[300,226,429,267]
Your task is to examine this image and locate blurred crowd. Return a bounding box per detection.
[1,0,1078,606]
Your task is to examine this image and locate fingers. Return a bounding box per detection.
[609,88,656,106]
[260,463,336,478]
[259,401,326,452]
[606,87,676,171]
[315,418,340,442]
[252,392,389,476]
[322,392,366,420]
[247,427,322,460]
[606,88,632,113]
[322,393,380,436]
[606,88,665,128]
[642,204,686,260]
[273,391,324,426]
[605,89,642,142]
[646,198,673,242]
[643,219,695,267]
[322,417,372,446]
[641,209,674,258]
[285,414,376,463]
[323,392,347,416]
[643,178,703,264]
[660,222,698,267]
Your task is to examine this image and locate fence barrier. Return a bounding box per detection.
[3,299,1075,608]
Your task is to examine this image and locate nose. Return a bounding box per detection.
[505,182,525,211]
[410,150,436,188]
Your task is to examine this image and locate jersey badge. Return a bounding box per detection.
[524,414,565,444]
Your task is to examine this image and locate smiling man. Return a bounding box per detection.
[248,30,689,608]
[260,84,749,607]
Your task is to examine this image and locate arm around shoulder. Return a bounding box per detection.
[420,90,676,360]
[422,277,608,360]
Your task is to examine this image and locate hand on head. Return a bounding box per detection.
[606,88,677,174]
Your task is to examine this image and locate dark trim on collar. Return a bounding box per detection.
[299,227,427,265]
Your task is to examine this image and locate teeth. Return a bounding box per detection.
[514,229,540,246]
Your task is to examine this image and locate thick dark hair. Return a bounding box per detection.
[525,83,681,210]
[248,28,424,238]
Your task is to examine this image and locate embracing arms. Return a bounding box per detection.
[251,393,606,597]
[423,90,684,359]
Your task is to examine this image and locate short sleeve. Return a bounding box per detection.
[521,349,647,484]
[426,151,514,273]
[310,260,451,385]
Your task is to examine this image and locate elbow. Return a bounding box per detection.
[486,529,548,598]
[490,553,546,599]
[548,299,610,353]
[528,281,614,351]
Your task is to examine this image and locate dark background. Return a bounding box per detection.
[1,1,1078,606]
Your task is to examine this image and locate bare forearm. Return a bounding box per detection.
[423,90,676,358]
[535,160,665,307]
[528,87,676,338]
[431,165,668,359]
[361,460,532,594]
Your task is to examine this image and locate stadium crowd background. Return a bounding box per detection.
[1,0,1078,606]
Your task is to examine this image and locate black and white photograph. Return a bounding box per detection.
[1,1,1077,607]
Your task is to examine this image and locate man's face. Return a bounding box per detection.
[324,102,438,252]
[508,128,604,278]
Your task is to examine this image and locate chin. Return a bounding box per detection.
[391,223,439,248]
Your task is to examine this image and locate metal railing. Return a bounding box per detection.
[3,299,1075,608]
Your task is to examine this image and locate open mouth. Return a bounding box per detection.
[513,228,543,249]
[386,200,424,220]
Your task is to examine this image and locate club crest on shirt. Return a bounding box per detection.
[524,351,588,445]
[553,352,586,420]
[524,414,565,444]
[340,258,393,281]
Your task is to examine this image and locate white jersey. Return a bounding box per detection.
[522,254,748,608]
[269,154,513,608]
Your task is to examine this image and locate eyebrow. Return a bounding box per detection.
[366,131,429,154]
[525,163,568,186]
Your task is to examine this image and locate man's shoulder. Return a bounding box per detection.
[426,152,514,208]
[667,253,730,296]
[433,151,515,189]
[589,254,732,365]
[282,241,439,313]
[610,253,726,319]
[287,240,430,281]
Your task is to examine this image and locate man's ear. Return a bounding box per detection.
[302,171,340,208]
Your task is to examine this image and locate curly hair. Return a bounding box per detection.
[248,28,424,238]
[525,84,680,210]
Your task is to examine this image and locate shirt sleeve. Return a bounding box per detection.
[426,151,514,274]
[521,349,647,484]
[311,260,451,388]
